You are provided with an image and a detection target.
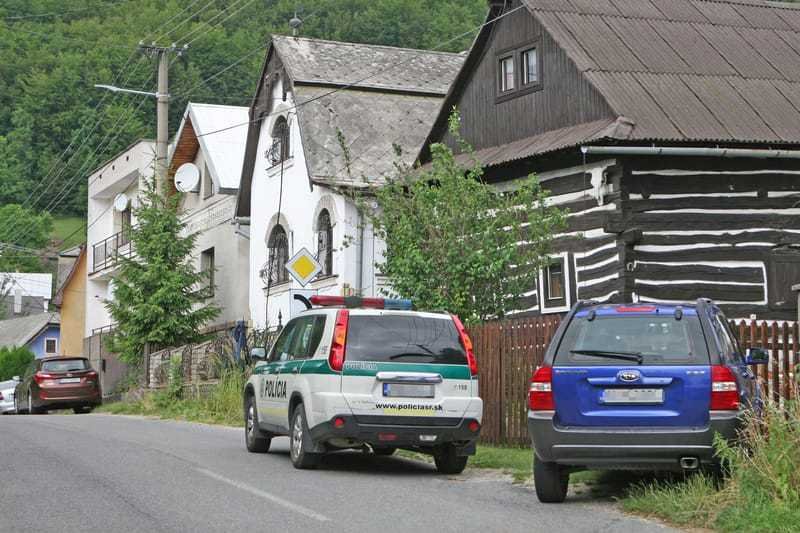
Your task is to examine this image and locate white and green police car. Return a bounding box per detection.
[243,295,483,474]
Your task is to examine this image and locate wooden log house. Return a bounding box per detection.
[419,0,800,320]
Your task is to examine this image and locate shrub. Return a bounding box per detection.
[0,346,34,380]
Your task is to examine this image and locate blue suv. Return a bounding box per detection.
[527,299,769,503]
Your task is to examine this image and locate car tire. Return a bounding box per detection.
[289,404,319,469]
[28,391,42,415]
[533,455,569,503]
[73,406,93,414]
[434,444,468,474]
[372,447,397,456]
[244,393,271,453]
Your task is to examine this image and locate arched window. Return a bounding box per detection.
[316,209,333,277]
[267,225,289,286]
[269,116,290,166]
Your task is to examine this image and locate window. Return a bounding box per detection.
[316,209,333,277]
[269,117,290,166]
[203,163,213,199]
[540,254,571,313]
[201,247,215,298]
[44,338,58,355]
[546,260,565,300]
[269,318,298,362]
[287,315,326,360]
[499,55,515,93]
[42,359,89,372]
[119,206,132,245]
[522,47,539,85]
[267,225,290,286]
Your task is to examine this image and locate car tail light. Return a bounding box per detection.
[467,420,480,433]
[85,371,98,382]
[33,372,55,384]
[451,315,478,376]
[328,309,350,372]
[333,416,346,428]
[711,365,739,410]
[529,366,554,411]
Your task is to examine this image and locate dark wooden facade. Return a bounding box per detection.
[421,0,800,320]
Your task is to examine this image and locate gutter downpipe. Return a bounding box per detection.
[580,145,800,159]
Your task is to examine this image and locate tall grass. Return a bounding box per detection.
[624,398,800,532]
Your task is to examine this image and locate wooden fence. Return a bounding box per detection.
[469,316,799,447]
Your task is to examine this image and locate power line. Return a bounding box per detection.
[196,5,525,140]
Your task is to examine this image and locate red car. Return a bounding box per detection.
[15,357,101,414]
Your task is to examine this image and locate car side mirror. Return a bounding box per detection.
[745,347,769,365]
[250,347,267,361]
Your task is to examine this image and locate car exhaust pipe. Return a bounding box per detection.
[679,457,700,470]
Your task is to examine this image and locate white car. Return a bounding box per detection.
[244,296,483,473]
[0,378,20,414]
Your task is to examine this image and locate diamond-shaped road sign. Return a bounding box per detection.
[285,247,322,287]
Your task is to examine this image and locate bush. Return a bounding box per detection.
[625,399,800,532]
[0,346,34,380]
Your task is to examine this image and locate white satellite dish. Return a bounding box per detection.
[113,193,130,212]
[174,162,201,193]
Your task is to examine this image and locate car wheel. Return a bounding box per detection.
[372,447,397,456]
[244,393,271,453]
[533,455,569,503]
[433,444,468,474]
[28,391,41,415]
[289,404,319,469]
[73,406,93,415]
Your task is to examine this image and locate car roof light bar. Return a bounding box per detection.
[308,295,413,310]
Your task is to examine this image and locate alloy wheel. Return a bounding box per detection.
[246,404,255,439]
[28,391,32,413]
[291,413,303,460]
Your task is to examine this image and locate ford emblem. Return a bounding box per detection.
[617,370,641,383]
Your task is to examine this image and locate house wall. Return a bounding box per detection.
[248,81,382,329]
[440,0,613,153]
[178,143,250,325]
[28,325,61,359]
[59,252,86,356]
[619,156,800,320]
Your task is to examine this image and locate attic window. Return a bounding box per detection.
[499,55,515,93]
[522,48,539,85]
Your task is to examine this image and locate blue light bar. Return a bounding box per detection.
[383,298,413,310]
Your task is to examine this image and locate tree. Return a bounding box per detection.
[105,183,219,366]
[0,346,34,381]
[357,111,567,323]
[0,204,53,272]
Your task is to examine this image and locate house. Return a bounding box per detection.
[236,35,464,328]
[419,0,800,320]
[0,312,61,358]
[0,272,53,317]
[168,102,251,325]
[54,245,86,356]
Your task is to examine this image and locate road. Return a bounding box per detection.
[1,414,676,533]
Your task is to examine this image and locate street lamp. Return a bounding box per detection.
[93,84,165,98]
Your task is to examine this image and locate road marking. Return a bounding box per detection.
[196,468,331,522]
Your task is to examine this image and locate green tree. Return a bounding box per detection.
[357,112,567,323]
[106,183,219,366]
[0,346,34,381]
[0,204,53,272]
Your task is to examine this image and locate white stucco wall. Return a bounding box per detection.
[248,88,385,329]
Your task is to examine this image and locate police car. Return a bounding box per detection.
[243,296,483,474]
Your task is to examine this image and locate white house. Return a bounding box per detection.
[0,272,53,316]
[235,35,464,329]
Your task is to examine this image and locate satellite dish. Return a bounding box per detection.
[113,193,130,212]
[174,163,200,193]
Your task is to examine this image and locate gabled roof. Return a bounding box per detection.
[0,313,60,350]
[524,0,800,144]
[169,103,249,191]
[54,245,85,308]
[271,35,465,95]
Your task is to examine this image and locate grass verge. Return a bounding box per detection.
[52,215,85,249]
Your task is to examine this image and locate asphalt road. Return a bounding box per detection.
[1,414,677,533]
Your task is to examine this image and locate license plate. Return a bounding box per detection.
[602,388,663,404]
[59,378,81,384]
[383,383,435,398]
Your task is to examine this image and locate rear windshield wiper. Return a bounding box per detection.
[570,349,644,364]
[389,353,435,360]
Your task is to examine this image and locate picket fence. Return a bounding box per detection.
[468,316,799,446]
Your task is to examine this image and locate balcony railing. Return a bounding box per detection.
[92,229,133,273]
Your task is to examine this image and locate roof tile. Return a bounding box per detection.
[775,8,800,32]
[726,78,800,141]
[690,1,748,26]
[651,0,709,23]
[738,28,800,82]
[533,11,597,71]
[605,17,690,73]
[697,24,782,79]
[566,0,620,16]
[608,0,664,19]
[651,21,736,76]
[557,13,645,71]
[731,4,792,30]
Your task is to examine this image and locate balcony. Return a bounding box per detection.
[92,229,133,274]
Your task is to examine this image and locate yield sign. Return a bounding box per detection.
[285,247,322,287]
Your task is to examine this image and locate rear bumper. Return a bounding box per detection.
[0,401,15,413]
[528,410,743,469]
[309,415,480,453]
[37,387,101,409]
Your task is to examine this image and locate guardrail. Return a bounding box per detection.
[92,229,133,273]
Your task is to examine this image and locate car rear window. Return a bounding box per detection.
[346,314,467,365]
[555,314,710,366]
[42,359,89,372]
